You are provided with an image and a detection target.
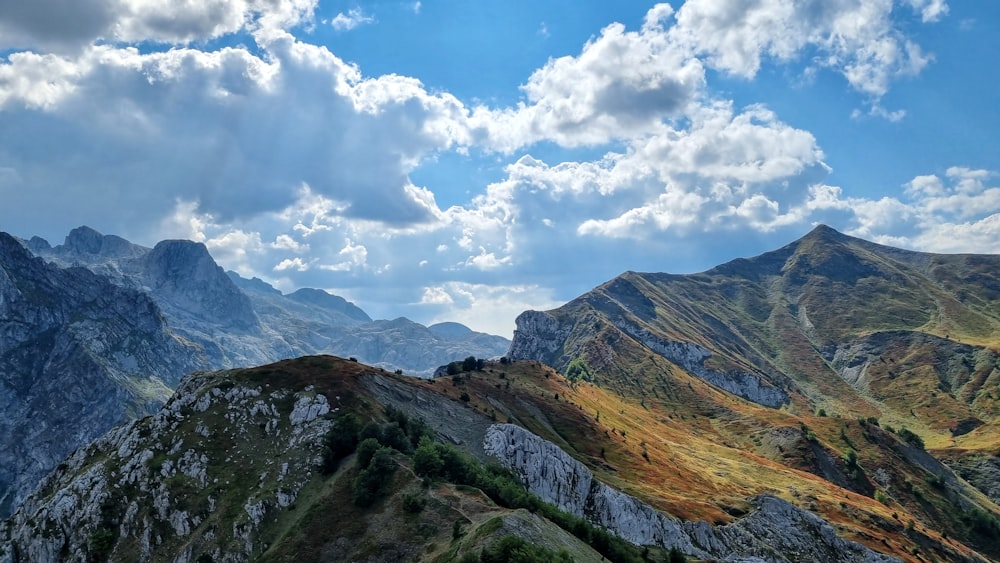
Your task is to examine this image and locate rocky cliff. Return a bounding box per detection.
[0,233,202,517]
[484,423,900,562]
[0,367,334,562]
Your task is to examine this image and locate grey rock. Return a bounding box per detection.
[484,423,899,562]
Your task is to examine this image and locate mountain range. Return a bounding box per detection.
[0,226,509,517]
[2,224,1000,562]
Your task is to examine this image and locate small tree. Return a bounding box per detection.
[462,356,478,372]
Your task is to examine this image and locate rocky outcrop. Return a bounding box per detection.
[484,423,899,562]
[0,371,335,562]
[614,320,789,408]
[507,310,571,363]
[140,240,259,332]
[944,454,1000,506]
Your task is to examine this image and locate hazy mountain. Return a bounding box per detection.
[0,233,203,517]
[28,226,510,375]
[0,227,508,518]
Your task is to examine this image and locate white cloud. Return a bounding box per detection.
[274,257,310,271]
[419,286,453,305]
[330,7,374,31]
[0,34,473,240]
[669,0,937,98]
[272,234,308,252]
[905,0,949,23]
[476,5,705,150]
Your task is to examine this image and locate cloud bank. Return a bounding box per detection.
[2,0,993,337]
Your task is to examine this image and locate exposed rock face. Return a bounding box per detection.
[613,320,789,408]
[140,240,259,332]
[484,424,900,563]
[945,455,1000,506]
[0,370,335,562]
[0,233,202,517]
[508,310,788,408]
[507,310,571,361]
[360,372,495,460]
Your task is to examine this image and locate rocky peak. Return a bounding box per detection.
[227,271,282,295]
[141,240,258,331]
[427,322,473,339]
[507,310,570,364]
[24,236,51,253]
[63,225,104,254]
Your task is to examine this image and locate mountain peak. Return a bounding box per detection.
[63,225,105,254]
[56,225,148,260]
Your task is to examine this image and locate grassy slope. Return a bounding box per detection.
[497,226,1000,561]
[436,359,996,562]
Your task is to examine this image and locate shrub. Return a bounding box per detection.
[479,535,574,563]
[320,413,361,474]
[668,546,688,563]
[352,447,396,507]
[897,428,925,450]
[89,528,116,559]
[356,438,381,469]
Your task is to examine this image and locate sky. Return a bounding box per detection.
[1,0,998,337]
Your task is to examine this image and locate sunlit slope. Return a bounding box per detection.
[437,359,997,562]
[511,225,1000,446]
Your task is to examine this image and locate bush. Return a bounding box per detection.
[352,447,397,507]
[356,438,381,469]
[89,528,116,559]
[413,436,444,477]
[320,413,361,474]
[566,358,592,382]
[897,428,925,450]
[479,535,574,563]
[668,546,687,563]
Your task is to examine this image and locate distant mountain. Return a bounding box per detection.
[0,232,202,516]
[28,226,509,375]
[0,227,509,517]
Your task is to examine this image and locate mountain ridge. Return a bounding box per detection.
[0,227,509,518]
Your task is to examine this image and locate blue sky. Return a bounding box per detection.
[1,0,998,336]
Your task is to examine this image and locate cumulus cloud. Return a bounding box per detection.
[0,0,319,52]
[418,282,561,337]
[0,1,972,337]
[0,33,473,242]
[477,4,705,150]
[669,0,938,98]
